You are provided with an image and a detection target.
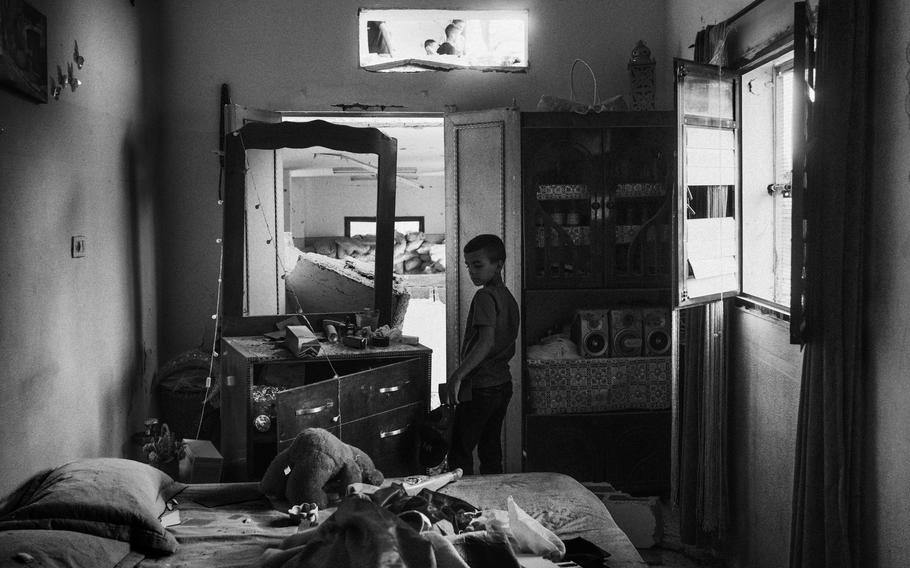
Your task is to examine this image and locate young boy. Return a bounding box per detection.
[446,234,520,475]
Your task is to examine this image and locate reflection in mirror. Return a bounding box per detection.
[278,116,445,323]
[280,144,381,318]
[241,144,382,318]
[223,120,399,328]
[359,9,528,72]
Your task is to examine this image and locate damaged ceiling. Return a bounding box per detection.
[282,115,445,182]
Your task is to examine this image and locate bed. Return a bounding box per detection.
[0,459,645,568]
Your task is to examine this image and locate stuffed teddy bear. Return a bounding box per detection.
[260,428,384,508]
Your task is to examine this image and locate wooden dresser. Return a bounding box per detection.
[220,336,431,481]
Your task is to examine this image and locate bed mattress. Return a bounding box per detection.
[136,472,645,567]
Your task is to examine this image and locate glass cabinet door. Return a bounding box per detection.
[523,128,603,289]
[603,125,675,288]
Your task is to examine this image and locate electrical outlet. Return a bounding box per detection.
[71,235,86,258]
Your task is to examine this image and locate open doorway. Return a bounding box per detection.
[279,113,448,406]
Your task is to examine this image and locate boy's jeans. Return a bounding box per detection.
[448,381,513,475]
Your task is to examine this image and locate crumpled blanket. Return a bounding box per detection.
[255,494,519,568]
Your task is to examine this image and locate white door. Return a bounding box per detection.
[444,108,523,472]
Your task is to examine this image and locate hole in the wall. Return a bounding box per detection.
[359,9,528,73]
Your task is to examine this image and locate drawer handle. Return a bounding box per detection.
[295,400,334,416]
[378,379,410,394]
[380,425,409,439]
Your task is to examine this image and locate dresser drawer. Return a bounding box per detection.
[341,402,423,477]
[254,360,338,389]
[339,358,425,422]
[276,378,339,447]
[277,426,339,453]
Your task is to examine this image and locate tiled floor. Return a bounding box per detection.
[638,547,725,567]
[635,499,726,567]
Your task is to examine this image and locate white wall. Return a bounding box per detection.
[0,0,159,496]
[156,0,672,359]
[291,174,445,238]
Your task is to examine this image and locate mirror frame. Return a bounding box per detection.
[222,119,398,334]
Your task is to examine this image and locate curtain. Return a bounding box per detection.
[674,300,729,547]
[789,1,871,566]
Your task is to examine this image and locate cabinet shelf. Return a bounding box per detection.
[535,185,591,201]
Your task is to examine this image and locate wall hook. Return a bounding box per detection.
[50,78,62,100]
[73,40,85,69]
[67,62,81,92]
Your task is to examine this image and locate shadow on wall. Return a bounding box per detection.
[122,127,156,448]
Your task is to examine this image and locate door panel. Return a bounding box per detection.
[444,109,523,473]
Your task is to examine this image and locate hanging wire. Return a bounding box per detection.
[196,237,224,440]
[194,161,228,440]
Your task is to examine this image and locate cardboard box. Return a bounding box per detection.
[285,325,321,358]
[179,439,223,483]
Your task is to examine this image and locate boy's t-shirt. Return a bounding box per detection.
[461,283,520,389]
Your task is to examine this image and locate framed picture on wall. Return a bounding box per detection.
[0,0,48,103]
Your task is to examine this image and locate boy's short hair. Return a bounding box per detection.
[464,234,506,263]
[424,39,437,48]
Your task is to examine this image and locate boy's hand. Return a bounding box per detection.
[445,375,462,405]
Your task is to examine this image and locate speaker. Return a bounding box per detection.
[571,309,611,358]
[610,308,643,357]
[643,307,671,356]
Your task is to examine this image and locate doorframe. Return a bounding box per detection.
[280,110,450,403]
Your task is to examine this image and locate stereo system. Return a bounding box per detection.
[571,307,670,358]
[642,307,671,356]
[610,308,644,357]
[570,309,610,358]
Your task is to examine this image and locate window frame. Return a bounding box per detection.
[344,215,425,237]
[734,42,795,318]
[673,58,741,308]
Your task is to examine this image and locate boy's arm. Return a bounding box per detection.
[446,325,495,403]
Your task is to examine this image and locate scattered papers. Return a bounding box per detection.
[159,509,181,528]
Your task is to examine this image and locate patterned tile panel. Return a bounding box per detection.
[526,357,671,414]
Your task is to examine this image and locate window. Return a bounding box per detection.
[740,52,794,310]
[345,216,424,237]
[674,60,740,307]
[358,9,528,72]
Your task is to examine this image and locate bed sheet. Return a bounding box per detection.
[137,473,645,567]
[439,472,645,567]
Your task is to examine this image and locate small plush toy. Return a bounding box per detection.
[260,428,384,509]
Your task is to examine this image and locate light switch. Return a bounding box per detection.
[71,235,86,258]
